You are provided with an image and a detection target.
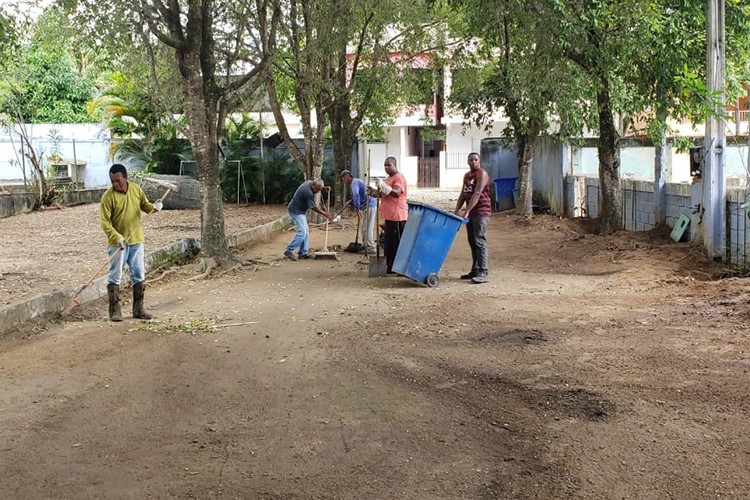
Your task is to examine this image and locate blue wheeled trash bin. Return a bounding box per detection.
[392,201,468,287]
[493,177,518,211]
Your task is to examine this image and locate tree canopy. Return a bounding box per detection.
[0,7,97,124]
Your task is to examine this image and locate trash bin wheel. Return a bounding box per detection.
[425,273,439,287]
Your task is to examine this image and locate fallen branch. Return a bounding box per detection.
[212,321,260,328]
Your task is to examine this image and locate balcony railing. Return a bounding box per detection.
[730,109,749,135]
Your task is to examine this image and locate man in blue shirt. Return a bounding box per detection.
[341,170,377,255]
[285,178,332,261]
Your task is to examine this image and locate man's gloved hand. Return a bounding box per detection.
[357,210,363,220]
[378,179,392,196]
[153,201,163,212]
[117,237,127,250]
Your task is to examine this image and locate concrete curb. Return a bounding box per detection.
[226,213,292,249]
[0,214,292,337]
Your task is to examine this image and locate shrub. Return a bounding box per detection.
[221,150,304,205]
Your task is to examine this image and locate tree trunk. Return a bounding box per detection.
[136,174,201,209]
[265,71,308,176]
[514,124,539,217]
[596,84,622,234]
[330,99,356,209]
[16,122,53,209]
[264,69,325,183]
[179,55,229,261]
[311,101,326,181]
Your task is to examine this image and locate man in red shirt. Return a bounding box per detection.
[454,152,491,283]
[371,157,408,274]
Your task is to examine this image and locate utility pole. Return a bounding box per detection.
[653,83,668,226]
[698,0,726,259]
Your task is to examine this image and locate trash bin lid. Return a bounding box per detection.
[407,200,466,223]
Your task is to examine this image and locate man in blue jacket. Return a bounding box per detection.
[341,170,377,255]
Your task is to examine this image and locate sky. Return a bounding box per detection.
[1,0,51,22]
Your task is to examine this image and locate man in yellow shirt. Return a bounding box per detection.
[100,164,163,321]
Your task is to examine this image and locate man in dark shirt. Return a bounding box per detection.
[454,153,492,283]
[285,178,332,261]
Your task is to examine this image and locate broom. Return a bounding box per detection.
[315,190,338,260]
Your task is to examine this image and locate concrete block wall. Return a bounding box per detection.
[564,175,750,265]
[54,188,107,207]
[664,183,693,230]
[585,177,600,219]
[0,193,35,219]
[622,179,656,231]
[727,189,750,264]
[566,175,693,233]
[0,188,107,219]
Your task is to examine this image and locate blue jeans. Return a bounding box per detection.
[286,212,310,256]
[108,242,146,286]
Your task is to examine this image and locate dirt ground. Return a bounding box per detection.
[0,203,289,307]
[2,198,750,499]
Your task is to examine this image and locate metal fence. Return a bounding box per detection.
[180,159,254,204]
[727,189,750,268]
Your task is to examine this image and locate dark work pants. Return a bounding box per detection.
[467,216,489,275]
[384,219,406,273]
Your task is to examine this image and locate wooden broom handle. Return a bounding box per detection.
[324,189,330,249]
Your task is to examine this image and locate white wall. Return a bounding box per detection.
[665,118,750,137]
[364,128,412,181]
[442,121,509,189]
[440,150,465,189]
[360,142,389,179]
[570,144,748,183]
[400,157,418,186]
[0,123,112,187]
[260,110,304,139]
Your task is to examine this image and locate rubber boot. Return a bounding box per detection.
[132,281,153,320]
[107,283,122,322]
